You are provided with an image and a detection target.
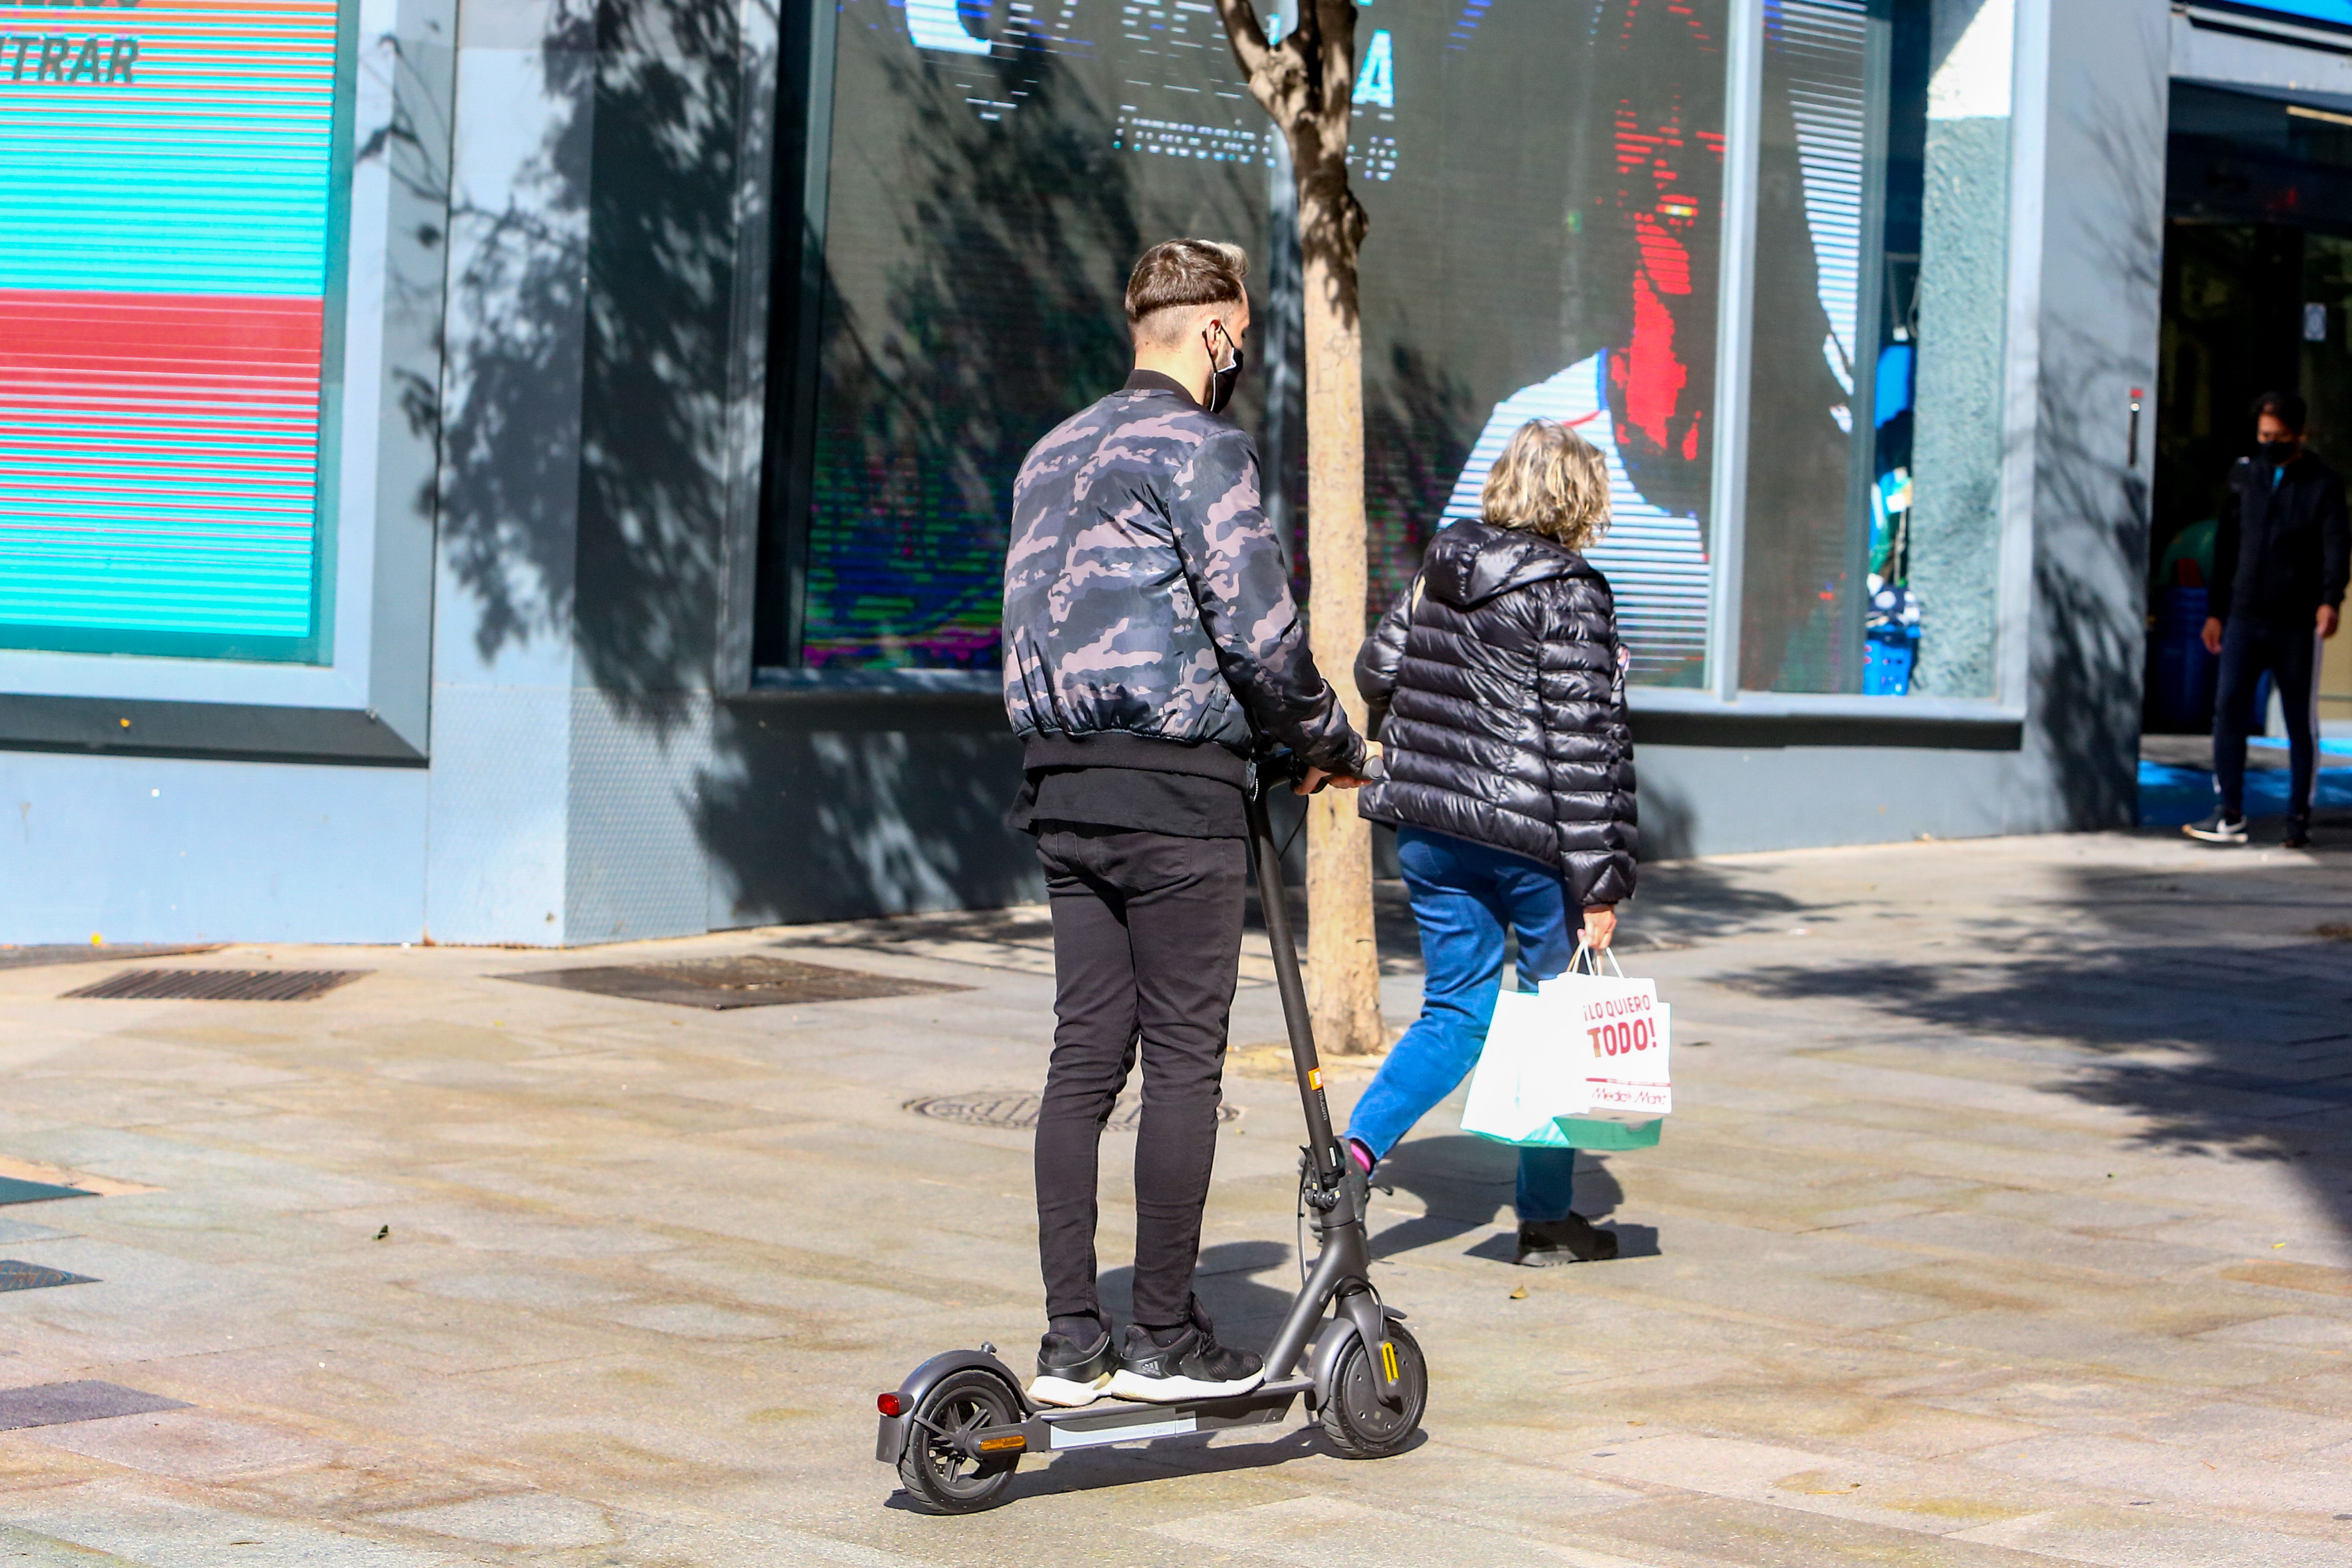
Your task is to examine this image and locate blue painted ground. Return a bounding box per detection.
[2138,737,2352,827]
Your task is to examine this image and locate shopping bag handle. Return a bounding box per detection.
[1568,938,1626,978]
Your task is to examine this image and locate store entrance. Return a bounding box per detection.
[2153,80,2352,741]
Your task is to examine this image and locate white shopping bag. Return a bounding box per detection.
[1461,946,1674,1145]
[1536,944,1672,1116]
[1459,989,1574,1147]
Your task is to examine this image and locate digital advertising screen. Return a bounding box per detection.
[2216,1,2352,29]
[0,0,340,662]
[801,0,1730,685]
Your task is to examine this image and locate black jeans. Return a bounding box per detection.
[1032,824,1245,1329]
[2213,615,2320,822]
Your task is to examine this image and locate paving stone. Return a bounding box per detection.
[367,1492,613,1549]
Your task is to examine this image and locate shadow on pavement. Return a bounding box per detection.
[1096,1240,1300,1344]
[1367,1135,1659,1260]
[1717,850,2352,1247]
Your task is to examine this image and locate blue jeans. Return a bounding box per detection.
[1346,826,1579,1224]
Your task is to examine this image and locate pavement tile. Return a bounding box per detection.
[18,1409,345,1483]
[367,1492,614,1549]
[0,1480,484,1567]
[2199,1311,2352,1348]
[1886,1307,2334,1385]
[1952,1506,2352,1568]
[1963,1430,2352,1514]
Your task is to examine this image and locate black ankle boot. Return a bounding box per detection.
[1515,1213,1619,1266]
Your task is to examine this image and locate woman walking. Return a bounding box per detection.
[1347,418,1638,1266]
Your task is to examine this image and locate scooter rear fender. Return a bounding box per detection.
[1304,1305,1408,1411]
[875,1348,1029,1463]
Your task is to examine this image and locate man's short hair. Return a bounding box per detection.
[1125,240,1248,343]
[2252,389,2309,433]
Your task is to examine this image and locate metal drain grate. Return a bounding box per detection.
[498,955,969,1011]
[908,1091,1241,1131]
[0,1177,92,1208]
[0,1381,187,1432]
[62,969,366,1003]
[0,1261,96,1292]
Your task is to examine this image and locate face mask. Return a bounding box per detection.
[1202,321,1244,414]
[2259,437,2297,463]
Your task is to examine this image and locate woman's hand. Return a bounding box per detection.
[1582,903,1618,951]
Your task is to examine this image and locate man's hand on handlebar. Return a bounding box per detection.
[1297,766,1370,794]
[1297,742,1380,796]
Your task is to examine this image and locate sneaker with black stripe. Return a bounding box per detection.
[1104,1311,1262,1403]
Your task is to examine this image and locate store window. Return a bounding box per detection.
[784,0,1277,670]
[770,0,1729,685]
[1738,0,2012,698]
[0,0,346,663]
[1364,0,1725,690]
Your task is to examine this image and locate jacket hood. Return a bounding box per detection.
[1421,519,1592,609]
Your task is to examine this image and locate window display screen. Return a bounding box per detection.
[0,0,340,662]
[799,0,1726,685]
[2221,1,2352,28]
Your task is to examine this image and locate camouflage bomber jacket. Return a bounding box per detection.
[1001,373,1365,774]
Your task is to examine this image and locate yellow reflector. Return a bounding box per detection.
[978,1433,1026,1452]
[1308,1068,1322,1090]
[1380,1340,1399,1382]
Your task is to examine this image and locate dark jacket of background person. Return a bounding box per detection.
[1354,519,1638,907]
[1000,375,1365,782]
[2212,451,2352,624]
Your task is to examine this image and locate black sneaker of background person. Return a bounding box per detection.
[2183,811,2249,845]
[1515,1213,1620,1266]
[1028,1320,1116,1408]
[1105,1312,1263,1402]
[2284,818,2312,849]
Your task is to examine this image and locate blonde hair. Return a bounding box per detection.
[1479,419,1611,549]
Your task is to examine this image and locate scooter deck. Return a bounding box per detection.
[1017,1376,1312,1452]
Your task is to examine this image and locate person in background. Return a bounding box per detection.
[2186,390,2350,850]
[1346,419,1639,1267]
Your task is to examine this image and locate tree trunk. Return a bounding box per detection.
[1300,244,1381,1055]
[1212,0,1383,1054]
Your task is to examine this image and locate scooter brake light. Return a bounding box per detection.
[877,1393,902,1417]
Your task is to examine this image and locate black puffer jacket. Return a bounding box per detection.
[1355,520,1637,907]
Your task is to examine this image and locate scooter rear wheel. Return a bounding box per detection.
[1320,1321,1427,1458]
[896,1368,1023,1512]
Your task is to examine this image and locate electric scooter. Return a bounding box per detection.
[873,753,1427,1513]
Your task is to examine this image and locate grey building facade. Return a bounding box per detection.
[0,0,2333,944]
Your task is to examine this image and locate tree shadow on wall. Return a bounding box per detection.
[2027,72,2167,833]
[798,34,1141,666]
[696,693,1038,924]
[428,0,1067,923]
[432,0,598,670]
[431,0,756,733]
[696,34,1152,921]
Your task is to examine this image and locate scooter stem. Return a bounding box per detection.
[1244,786,1341,1185]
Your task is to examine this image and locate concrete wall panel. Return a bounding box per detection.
[0,754,426,944]
[698,699,1039,927]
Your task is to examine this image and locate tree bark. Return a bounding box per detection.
[1211,0,1383,1055]
[1300,246,1379,1054]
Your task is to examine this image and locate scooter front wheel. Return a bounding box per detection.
[1320,1321,1427,1459]
[896,1368,1023,1512]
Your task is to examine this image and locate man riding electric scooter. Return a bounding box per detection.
[1000,239,1371,1408]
